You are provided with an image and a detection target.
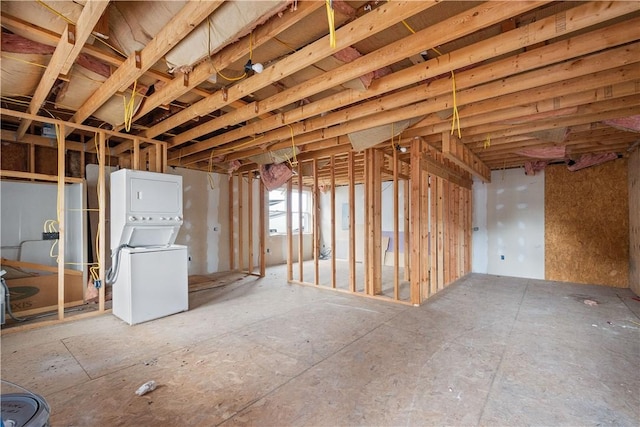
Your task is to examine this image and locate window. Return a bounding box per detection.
[269,188,312,234]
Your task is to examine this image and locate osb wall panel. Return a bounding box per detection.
[0,142,28,171]
[628,148,640,296]
[545,159,629,287]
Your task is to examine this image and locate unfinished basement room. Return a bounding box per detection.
[1,1,639,425]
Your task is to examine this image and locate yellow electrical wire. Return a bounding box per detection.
[484,134,491,149]
[326,0,336,49]
[401,21,460,138]
[450,71,461,138]
[123,80,137,132]
[286,124,298,168]
[0,53,49,69]
[36,0,74,24]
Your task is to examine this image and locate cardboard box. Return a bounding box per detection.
[2,259,85,317]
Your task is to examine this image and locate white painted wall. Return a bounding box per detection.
[473,168,545,279]
[169,167,230,275]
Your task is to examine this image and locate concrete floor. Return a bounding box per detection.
[1,270,639,426]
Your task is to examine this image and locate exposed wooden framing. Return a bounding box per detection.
[16,1,110,139]
[410,138,421,305]
[229,175,235,271]
[0,170,83,184]
[69,1,223,130]
[403,173,410,283]
[57,124,66,320]
[393,145,399,300]
[436,177,445,292]
[429,173,437,296]
[348,151,356,293]
[442,132,491,183]
[238,172,244,272]
[330,155,336,289]
[98,131,107,312]
[133,1,322,125]
[132,138,140,170]
[155,1,441,145]
[313,159,319,285]
[286,178,293,282]
[364,150,371,294]
[186,14,640,168]
[373,149,382,295]
[248,173,254,274]
[298,162,303,283]
[165,0,546,158]
[259,178,266,277]
[420,154,429,301]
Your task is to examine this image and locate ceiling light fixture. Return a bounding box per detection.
[244,59,264,74]
[395,144,407,153]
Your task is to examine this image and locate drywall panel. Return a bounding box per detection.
[0,181,85,269]
[545,160,629,287]
[169,167,230,275]
[486,168,545,279]
[472,176,489,273]
[629,148,640,295]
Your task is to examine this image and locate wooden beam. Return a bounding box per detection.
[180,11,640,165]
[298,162,303,283]
[154,0,442,145]
[16,1,110,139]
[0,170,83,183]
[238,172,244,272]
[229,175,235,271]
[69,1,222,129]
[442,131,491,182]
[134,1,322,122]
[248,173,254,274]
[313,158,319,286]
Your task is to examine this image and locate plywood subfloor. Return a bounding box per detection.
[1,271,639,426]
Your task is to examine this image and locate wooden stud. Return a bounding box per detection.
[373,149,382,295]
[259,177,266,277]
[403,174,410,283]
[229,174,235,271]
[248,173,254,274]
[393,143,399,300]
[410,138,422,305]
[420,155,429,301]
[57,124,66,320]
[330,155,336,289]
[98,131,106,312]
[238,172,244,272]
[298,162,304,283]
[313,159,319,285]
[133,138,140,170]
[429,173,437,296]
[348,151,356,293]
[436,176,445,292]
[287,178,293,281]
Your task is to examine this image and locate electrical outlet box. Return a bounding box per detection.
[43,232,60,240]
[500,255,505,260]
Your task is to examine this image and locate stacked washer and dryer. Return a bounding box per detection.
[109,169,188,325]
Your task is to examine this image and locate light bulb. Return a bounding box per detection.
[252,62,264,73]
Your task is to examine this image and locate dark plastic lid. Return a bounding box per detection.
[1,393,50,427]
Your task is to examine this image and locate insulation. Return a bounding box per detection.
[516,146,566,159]
[603,115,640,133]
[567,152,619,172]
[260,162,292,191]
[524,160,549,176]
[545,161,629,287]
[164,1,289,71]
[0,1,83,47]
[526,127,569,143]
[55,65,146,128]
[248,147,299,165]
[0,53,48,97]
[349,117,423,151]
